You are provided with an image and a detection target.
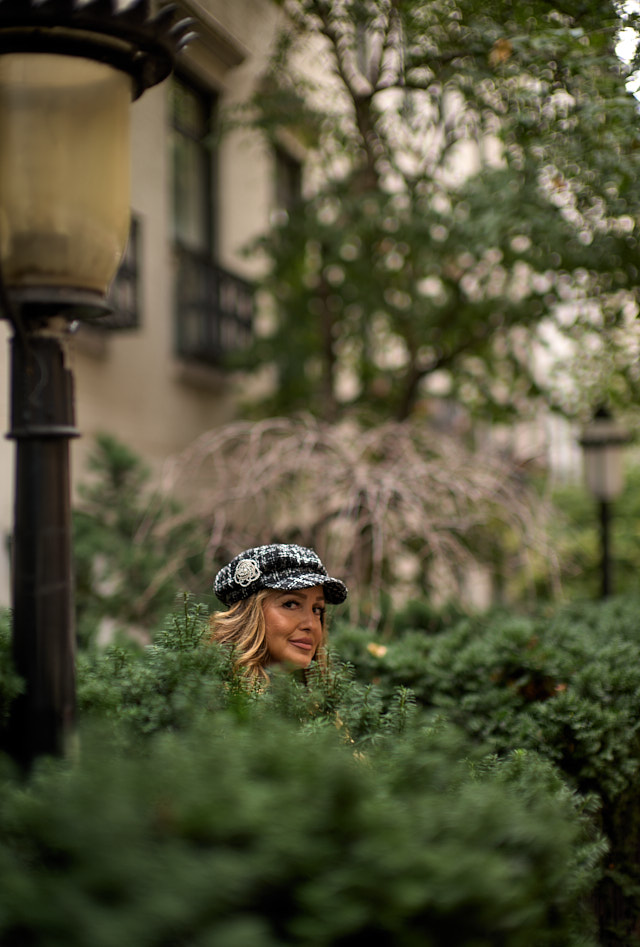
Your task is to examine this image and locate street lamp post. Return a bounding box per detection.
[0,0,193,767]
[579,407,630,600]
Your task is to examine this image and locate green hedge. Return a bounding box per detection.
[331,594,640,945]
[0,602,601,947]
[0,722,600,947]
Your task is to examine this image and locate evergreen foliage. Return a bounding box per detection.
[332,594,640,944]
[61,434,640,941]
[0,599,602,946]
[73,434,208,646]
[77,595,420,750]
[0,719,601,947]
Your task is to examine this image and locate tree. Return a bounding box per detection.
[161,415,553,626]
[236,0,640,423]
[73,434,207,645]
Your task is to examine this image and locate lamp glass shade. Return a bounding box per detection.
[0,53,132,300]
[583,443,624,501]
[580,413,629,501]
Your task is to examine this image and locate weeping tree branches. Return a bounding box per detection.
[160,416,557,625]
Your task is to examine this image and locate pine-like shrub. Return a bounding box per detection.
[0,717,601,947]
[0,598,603,946]
[76,597,415,747]
[73,435,208,646]
[331,594,640,945]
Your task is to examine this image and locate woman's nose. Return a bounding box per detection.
[299,607,313,627]
[300,605,319,629]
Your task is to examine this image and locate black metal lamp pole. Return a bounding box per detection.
[0,0,193,767]
[6,318,79,765]
[579,407,630,601]
[598,498,612,600]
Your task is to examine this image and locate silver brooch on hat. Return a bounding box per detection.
[234,558,261,587]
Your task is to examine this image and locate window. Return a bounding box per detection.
[170,75,216,255]
[170,74,253,367]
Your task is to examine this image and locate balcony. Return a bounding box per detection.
[174,244,254,367]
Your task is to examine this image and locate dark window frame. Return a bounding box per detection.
[102,215,141,331]
[174,245,253,367]
[170,73,253,369]
[170,72,218,258]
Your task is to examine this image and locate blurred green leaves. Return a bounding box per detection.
[73,434,209,647]
[234,0,640,422]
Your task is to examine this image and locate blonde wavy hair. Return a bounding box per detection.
[209,588,328,683]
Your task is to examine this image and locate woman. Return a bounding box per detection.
[210,543,348,682]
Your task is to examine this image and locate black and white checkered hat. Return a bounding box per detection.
[214,543,348,607]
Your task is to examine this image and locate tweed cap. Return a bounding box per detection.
[214,543,348,607]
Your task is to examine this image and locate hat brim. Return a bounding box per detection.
[266,572,348,605]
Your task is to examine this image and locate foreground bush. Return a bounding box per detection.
[332,595,640,946]
[0,721,600,947]
[0,602,601,947]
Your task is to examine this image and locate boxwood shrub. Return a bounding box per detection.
[0,601,602,947]
[331,594,640,945]
[0,718,601,947]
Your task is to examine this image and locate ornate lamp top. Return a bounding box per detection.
[0,0,196,97]
[579,407,632,449]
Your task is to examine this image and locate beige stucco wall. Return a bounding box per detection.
[72,0,280,467]
[0,0,283,605]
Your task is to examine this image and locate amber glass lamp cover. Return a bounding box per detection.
[0,53,131,308]
[0,0,195,314]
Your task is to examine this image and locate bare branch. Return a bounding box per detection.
[160,416,555,628]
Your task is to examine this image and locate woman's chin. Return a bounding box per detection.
[269,651,312,671]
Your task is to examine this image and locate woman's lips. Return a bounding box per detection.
[290,639,313,651]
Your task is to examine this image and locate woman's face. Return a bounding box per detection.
[262,586,325,669]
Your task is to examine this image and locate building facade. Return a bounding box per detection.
[0,0,293,604]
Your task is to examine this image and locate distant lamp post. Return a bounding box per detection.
[0,0,193,767]
[579,407,630,599]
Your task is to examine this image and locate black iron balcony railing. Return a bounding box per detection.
[103,216,141,330]
[175,244,253,366]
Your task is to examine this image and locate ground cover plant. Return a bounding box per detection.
[332,594,640,945]
[0,601,603,947]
